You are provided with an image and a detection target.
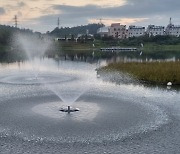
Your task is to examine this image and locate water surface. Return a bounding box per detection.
[0,58,180,154]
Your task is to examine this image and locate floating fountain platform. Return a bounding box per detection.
[59,106,79,114]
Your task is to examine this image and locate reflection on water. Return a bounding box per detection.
[106,56,179,64]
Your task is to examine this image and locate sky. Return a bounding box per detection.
[0,0,180,33]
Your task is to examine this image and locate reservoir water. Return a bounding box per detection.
[0,58,180,154]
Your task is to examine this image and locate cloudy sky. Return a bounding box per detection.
[0,0,180,33]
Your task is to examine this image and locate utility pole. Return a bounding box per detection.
[13,15,18,28]
[169,17,172,25]
[57,17,60,29]
[99,18,102,25]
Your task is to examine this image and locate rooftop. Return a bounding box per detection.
[129,25,145,29]
[148,25,165,29]
[111,23,121,27]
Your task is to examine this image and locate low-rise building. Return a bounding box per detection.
[165,18,180,37]
[146,25,165,36]
[96,18,180,39]
[127,25,145,38]
[165,24,180,37]
[97,26,109,37]
[108,23,126,39]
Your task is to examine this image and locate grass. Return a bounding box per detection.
[143,43,180,53]
[56,41,180,60]
[101,61,180,85]
[58,40,180,53]
[58,41,94,56]
[60,42,93,50]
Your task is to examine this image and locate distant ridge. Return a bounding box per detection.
[0,24,41,47]
[50,23,104,37]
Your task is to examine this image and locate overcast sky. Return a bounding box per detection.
[0,0,180,33]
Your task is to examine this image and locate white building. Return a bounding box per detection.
[165,18,180,37]
[96,18,180,39]
[127,25,145,38]
[97,26,109,37]
[108,23,126,39]
[166,24,180,37]
[146,25,165,36]
[165,19,180,37]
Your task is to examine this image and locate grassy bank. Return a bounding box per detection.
[59,42,94,53]
[55,40,180,60]
[143,43,180,52]
[101,61,180,85]
[58,40,180,52]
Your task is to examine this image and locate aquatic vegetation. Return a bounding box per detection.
[102,61,180,85]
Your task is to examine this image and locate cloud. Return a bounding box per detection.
[0,7,5,15]
[3,0,180,32]
[53,0,180,19]
[123,0,180,16]
[39,0,179,28]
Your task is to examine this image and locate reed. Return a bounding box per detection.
[102,61,180,85]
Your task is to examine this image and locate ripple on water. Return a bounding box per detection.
[0,91,169,144]
[0,72,75,85]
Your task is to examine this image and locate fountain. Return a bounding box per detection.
[11,33,94,113]
[12,33,53,81]
[39,61,94,113]
[59,105,79,114]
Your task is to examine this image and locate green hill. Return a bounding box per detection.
[50,23,104,37]
[0,25,38,62]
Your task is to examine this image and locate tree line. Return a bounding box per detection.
[50,23,104,37]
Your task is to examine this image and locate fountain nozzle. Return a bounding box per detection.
[67,106,71,114]
[59,106,79,114]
